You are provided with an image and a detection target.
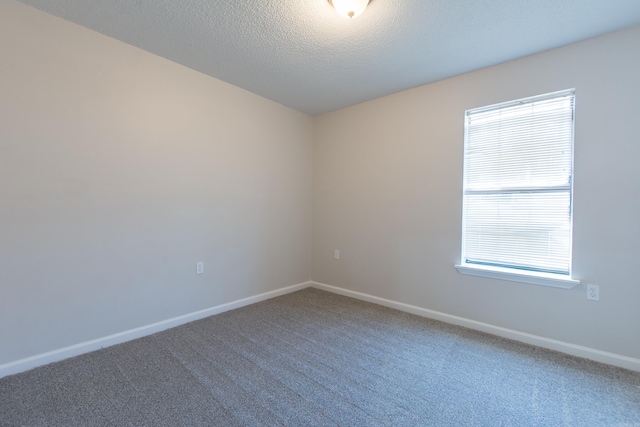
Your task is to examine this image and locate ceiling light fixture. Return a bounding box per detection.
[329,0,370,19]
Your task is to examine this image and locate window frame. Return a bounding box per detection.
[454,90,580,289]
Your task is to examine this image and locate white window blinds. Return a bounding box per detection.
[462,90,575,276]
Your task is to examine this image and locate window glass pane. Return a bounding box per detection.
[464,191,571,274]
[462,90,574,276]
[465,95,573,190]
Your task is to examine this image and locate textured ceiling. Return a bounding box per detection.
[15,0,640,115]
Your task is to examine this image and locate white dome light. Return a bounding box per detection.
[329,0,370,19]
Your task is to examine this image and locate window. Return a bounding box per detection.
[455,89,579,288]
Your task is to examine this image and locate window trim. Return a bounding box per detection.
[456,89,579,289]
[454,263,579,289]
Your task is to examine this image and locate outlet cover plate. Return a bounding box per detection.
[587,284,599,301]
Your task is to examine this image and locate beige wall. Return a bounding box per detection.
[0,0,313,365]
[312,25,640,360]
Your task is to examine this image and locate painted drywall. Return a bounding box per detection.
[312,25,640,360]
[0,0,313,365]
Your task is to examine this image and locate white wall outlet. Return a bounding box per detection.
[334,250,340,260]
[587,284,599,301]
[196,261,204,275]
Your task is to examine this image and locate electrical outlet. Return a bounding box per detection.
[586,284,599,301]
[196,261,204,275]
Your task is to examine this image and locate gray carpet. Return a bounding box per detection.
[1,288,639,426]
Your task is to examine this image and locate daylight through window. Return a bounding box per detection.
[460,89,575,281]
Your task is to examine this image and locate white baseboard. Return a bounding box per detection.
[311,281,640,372]
[4,280,638,378]
[0,281,312,379]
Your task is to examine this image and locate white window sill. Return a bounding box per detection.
[454,264,580,289]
